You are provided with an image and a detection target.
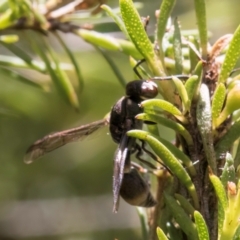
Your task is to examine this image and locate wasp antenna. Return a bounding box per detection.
[133,59,146,79]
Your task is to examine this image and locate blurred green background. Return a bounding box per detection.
[0,0,239,239]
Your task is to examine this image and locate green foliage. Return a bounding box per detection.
[1,0,240,240]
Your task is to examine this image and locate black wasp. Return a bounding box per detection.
[25,74,188,212]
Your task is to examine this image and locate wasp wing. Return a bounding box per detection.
[112,134,135,213]
[24,119,108,164]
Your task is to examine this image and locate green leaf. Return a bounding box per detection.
[175,194,195,216]
[157,136,196,176]
[0,55,72,71]
[221,152,235,188]
[184,75,200,106]
[136,113,193,147]
[233,226,240,240]
[156,0,176,56]
[0,68,49,90]
[194,211,210,240]
[141,99,185,119]
[188,36,200,72]
[234,140,240,169]
[0,34,18,43]
[54,32,84,92]
[164,193,198,240]
[215,82,240,128]
[0,41,44,72]
[76,29,121,50]
[75,29,143,59]
[101,4,129,39]
[119,0,164,75]
[197,84,216,173]
[212,83,226,129]
[117,39,143,58]
[127,130,199,209]
[0,9,15,29]
[218,200,225,239]
[215,120,240,158]
[193,0,208,58]
[157,227,169,240]
[209,171,228,210]
[29,34,79,109]
[192,60,203,80]
[219,25,240,83]
[96,46,127,88]
[173,18,183,74]
[120,1,179,103]
[136,208,148,240]
[172,76,189,112]
[220,182,240,240]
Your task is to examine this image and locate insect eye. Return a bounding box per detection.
[126,80,158,99]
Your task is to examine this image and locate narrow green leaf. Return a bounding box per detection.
[188,36,200,72]
[157,227,169,240]
[164,193,198,240]
[119,0,163,72]
[220,182,240,240]
[173,18,183,74]
[216,120,240,158]
[218,200,225,239]
[158,137,196,176]
[0,55,72,71]
[76,29,121,50]
[156,0,176,57]
[194,211,210,240]
[172,76,189,112]
[219,24,240,83]
[166,221,184,240]
[136,113,193,146]
[101,4,129,39]
[141,99,183,117]
[42,39,79,109]
[175,194,195,216]
[197,84,216,173]
[184,75,200,105]
[192,60,203,80]
[29,34,79,109]
[0,9,15,29]
[96,46,127,88]
[127,130,199,209]
[215,83,240,128]
[54,32,84,92]
[120,1,178,103]
[117,39,143,58]
[209,171,228,210]
[136,208,148,240]
[0,68,49,90]
[221,152,235,188]
[193,0,208,58]
[0,34,18,43]
[234,140,240,169]
[0,41,44,72]
[212,83,226,129]
[120,0,154,58]
[233,226,240,240]
[0,1,8,12]
[75,29,143,59]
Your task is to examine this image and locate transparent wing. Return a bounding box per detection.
[112,134,135,213]
[24,119,108,164]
